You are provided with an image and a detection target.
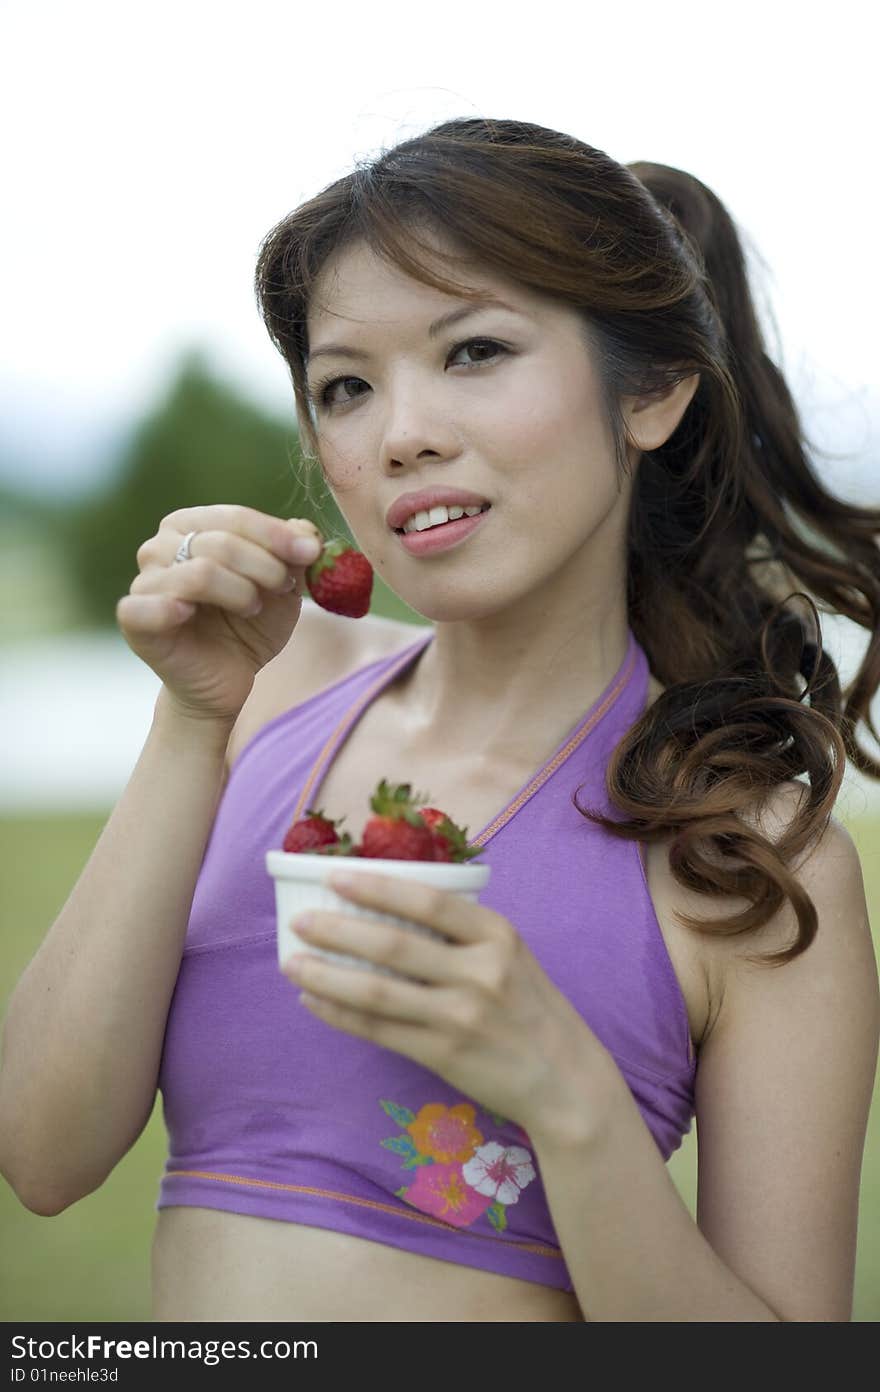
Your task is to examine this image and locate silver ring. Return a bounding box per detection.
[174,530,197,564]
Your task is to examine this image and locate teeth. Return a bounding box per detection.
[401,503,487,534]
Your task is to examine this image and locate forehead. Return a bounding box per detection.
[306,231,547,339]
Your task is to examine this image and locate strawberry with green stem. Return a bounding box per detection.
[358,780,437,861]
[306,538,373,618]
[280,782,483,864]
[418,806,483,863]
[282,808,357,856]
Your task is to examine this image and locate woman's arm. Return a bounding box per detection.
[531,814,879,1321]
[0,504,328,1216]
[0,695,234,1215]
[0,611,372,1216]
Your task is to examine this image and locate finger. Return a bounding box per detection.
[293,908,469,985]
[162,529,298,595]
[324,869,498,946]
[296,990,438,1060]
[117,592,197,635]
[283,951,458,1026]
[130,558,264,617]
[158,505,323,569]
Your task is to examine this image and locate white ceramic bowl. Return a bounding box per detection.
[266,849,491,975]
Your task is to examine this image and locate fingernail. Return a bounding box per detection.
[289,536,322,565]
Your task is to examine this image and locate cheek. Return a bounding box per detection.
[499,346,605,445]
[497,376,616,505]
[506,435,621,571]
[314,435,369,495]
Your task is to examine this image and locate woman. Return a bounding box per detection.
[2,118,878,1322]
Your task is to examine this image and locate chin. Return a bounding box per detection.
[390,584,517,626]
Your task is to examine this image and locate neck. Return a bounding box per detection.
[396,593,633,761]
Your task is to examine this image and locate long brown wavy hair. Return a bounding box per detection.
[254,116,880,967]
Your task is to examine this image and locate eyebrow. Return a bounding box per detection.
[306,297,523,365]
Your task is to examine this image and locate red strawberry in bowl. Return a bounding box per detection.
[418,806,483,863]
[306,538,373,618]
[282,808,356,856]
[267,780,490,973]
[359,780,437,861]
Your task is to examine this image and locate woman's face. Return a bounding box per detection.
[304,229,632,622]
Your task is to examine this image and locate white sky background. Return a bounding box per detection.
[0,0,877,499]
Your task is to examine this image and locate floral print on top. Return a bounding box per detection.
[380,1099,537,1233]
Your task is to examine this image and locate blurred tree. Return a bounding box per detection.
[0,486,86,639]
[61,347,349,626]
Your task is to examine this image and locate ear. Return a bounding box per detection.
[622,372,700,453]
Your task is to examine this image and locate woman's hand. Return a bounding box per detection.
[117,504,324,724]
[281,870,605,1135]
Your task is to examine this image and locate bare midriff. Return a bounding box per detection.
[151,1207,585,1321]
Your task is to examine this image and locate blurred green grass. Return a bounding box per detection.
[1,809,878,1321]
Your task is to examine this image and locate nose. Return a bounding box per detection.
[379,375,462,473]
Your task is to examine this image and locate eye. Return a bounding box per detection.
[311,374,368,411]
[309,337,509,412]
[447,336,508,368]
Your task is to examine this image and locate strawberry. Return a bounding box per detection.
[306,538,373,618]
[313,838,360,857]
[418,806,483,863]
[359,779,437,861]
[282,808,356,856]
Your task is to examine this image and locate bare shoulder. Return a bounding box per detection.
[677,783,853,1012]
[691,784,879,1320]
[650,781,874,1056]
[224,601,418,771]
[715,780,866,973]
[714,782,878,1012]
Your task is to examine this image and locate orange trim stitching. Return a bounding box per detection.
[471,643,638,845]
[163,1170,563,1259]
[293,631,636,847]
[290,636,431,825]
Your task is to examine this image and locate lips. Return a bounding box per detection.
[396,505,491,556]
[385,487,492,533]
